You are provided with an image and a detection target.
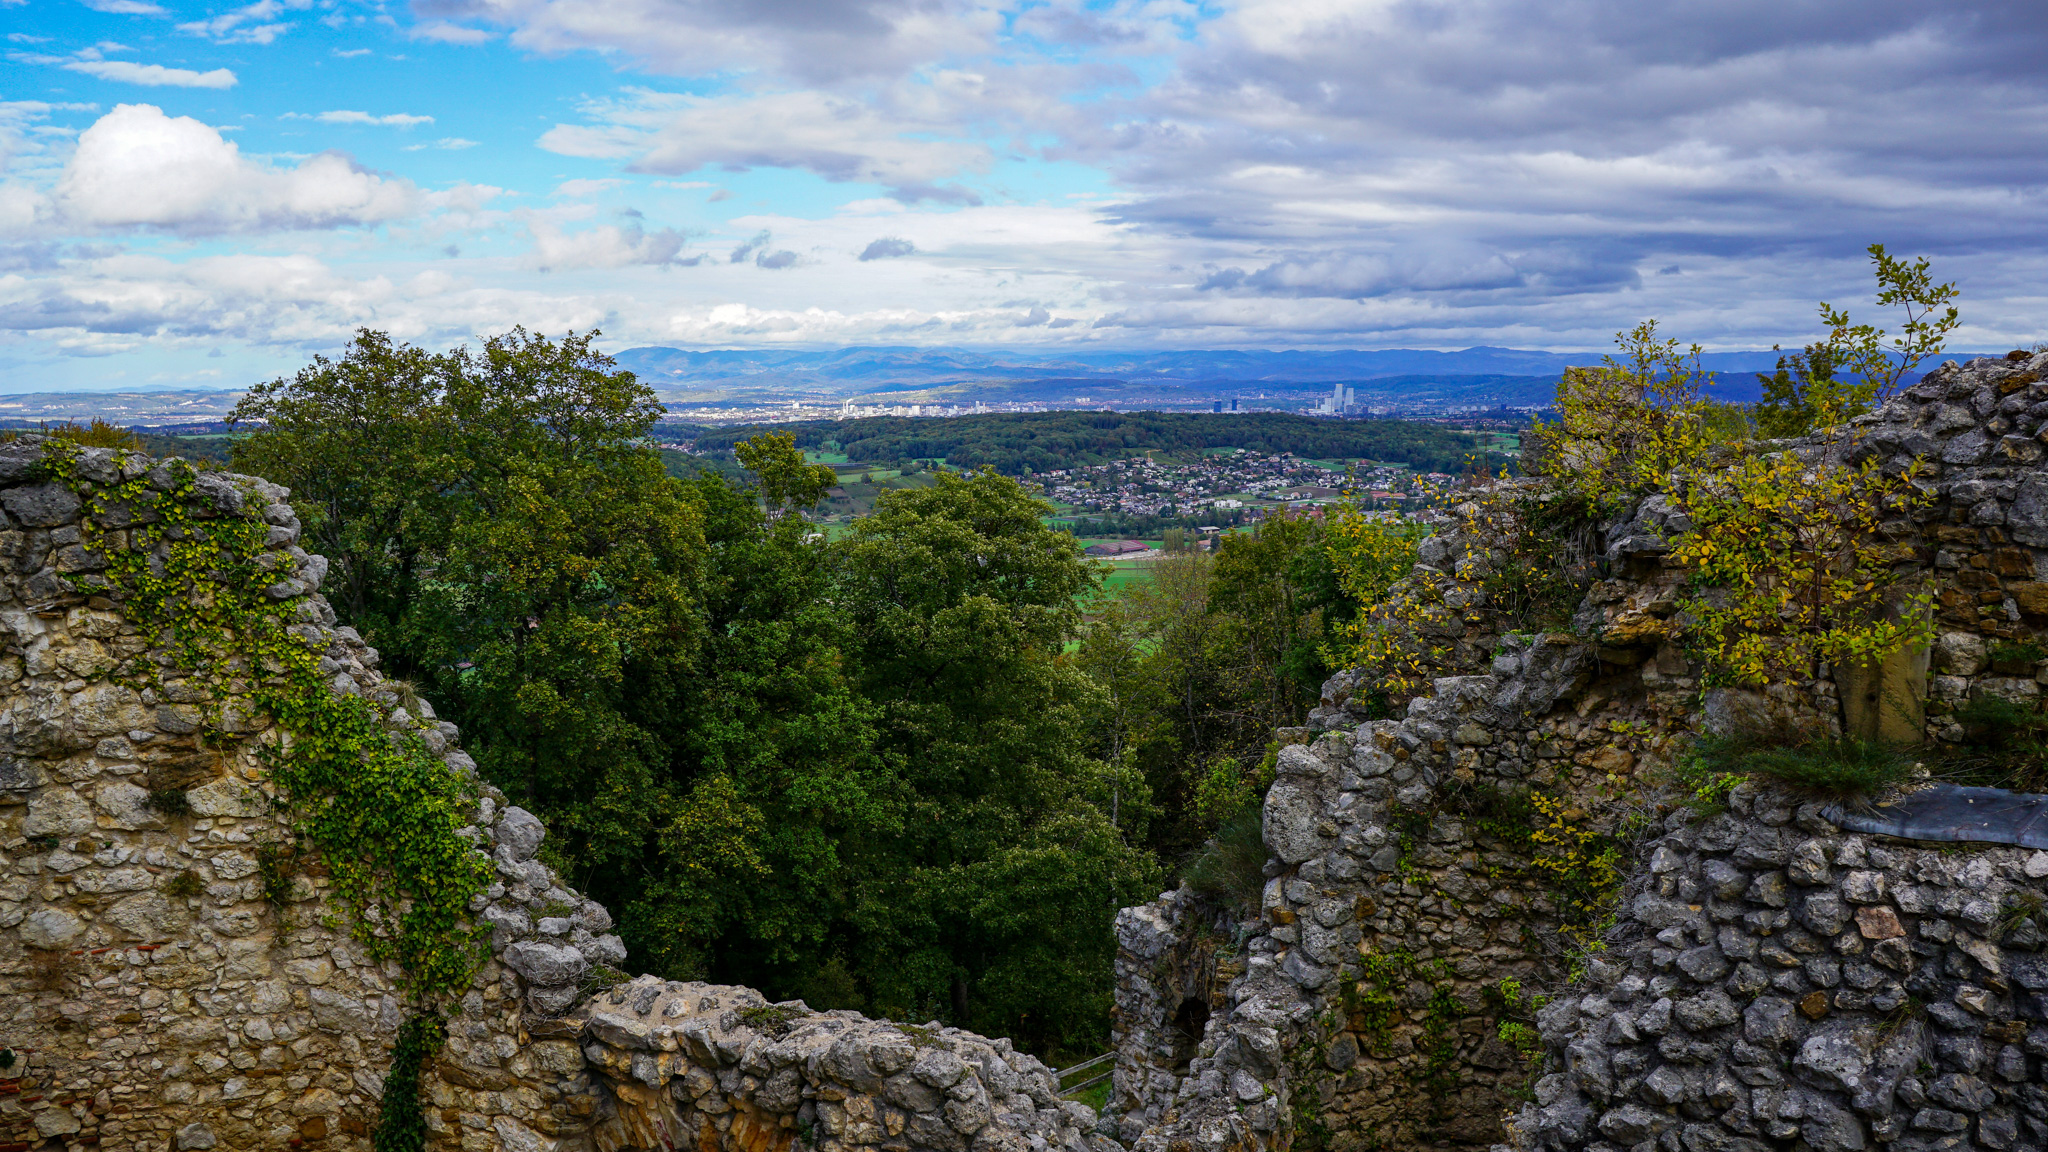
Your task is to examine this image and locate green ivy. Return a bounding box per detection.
[44,443,491,1138]
[373,1015,447,1152]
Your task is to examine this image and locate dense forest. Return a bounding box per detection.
[210,328,1383,1060]
[687,411,1506,475]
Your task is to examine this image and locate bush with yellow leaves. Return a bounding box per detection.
[1321,509,1441,703]
[1667,450,1935,689]
[1527,792,1623,952]
[1527,321,1724,515]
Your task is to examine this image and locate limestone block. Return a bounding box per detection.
[504,940,589,986]
[20,905,83,948]
[186,776,269,817]
[2010,472,2048,547]
[94,780,159,830]
[66,680,143,733]
[1,482,81,527]
[25,785,93,837]
[495,807,546,862]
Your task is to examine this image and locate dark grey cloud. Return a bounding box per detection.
[1049,0,2048,340]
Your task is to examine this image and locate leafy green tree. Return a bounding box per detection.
[619,445,895,990]
[235,328,709,890]
[411,331,706,889]
[1078,514,1351,864]
[736,432,838,511]
[1753,343,1858,438]
[230,329,459,646]
[836,469,1158,1052]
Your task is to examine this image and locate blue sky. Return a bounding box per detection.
[5,0,2048,390]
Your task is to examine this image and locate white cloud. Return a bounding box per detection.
[332,47,372,57]
[313,110,435,127]
[408,21,492,43]
[403,137,479,151]
[539,88,990,202]
[51,103,421,234]
[552,177,623,197]
[177,0,312,42]
[78,0,169,14]
[528,215,694,269]
[62,60,238,87]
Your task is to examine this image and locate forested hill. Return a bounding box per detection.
[686,412,1504,475]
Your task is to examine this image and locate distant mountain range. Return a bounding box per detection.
[615,344,1994,407]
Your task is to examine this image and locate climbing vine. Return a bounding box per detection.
[43,442,493,1147]
[374,1016,447,1152]
[1526,793,1622,952]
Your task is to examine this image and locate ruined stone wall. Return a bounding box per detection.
[1502,785,2048,1152]
[1109,351,2048,1152]
[0,439,1109,1152]
[1111,632,1688,1152]
[0,439,624,1151]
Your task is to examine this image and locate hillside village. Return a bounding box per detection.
[1034,449,1441,519]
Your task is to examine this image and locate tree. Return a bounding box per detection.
[1753,343,1862,438]
[234,328,709,892]
[230,329,459,647]
[1819,243,1961,406]
[411,330,705,892]
[836,469,1158,1052]
[734,432,838,512]
[618,447,893,989]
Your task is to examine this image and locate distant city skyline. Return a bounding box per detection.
[6,0,2048,393]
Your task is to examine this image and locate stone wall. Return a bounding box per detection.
[0,438,1107,1152]
[1108,351,2048,1152]
[1501,785,2048,1152]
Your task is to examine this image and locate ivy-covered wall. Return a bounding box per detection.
[0,438,626,1150]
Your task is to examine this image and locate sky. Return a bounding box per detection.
[4,0,2048,390]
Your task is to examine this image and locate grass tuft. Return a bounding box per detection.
[1688,734,1918,800]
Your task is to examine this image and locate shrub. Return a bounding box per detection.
[1668,451,1935,688]
[1530,321,1720,512]
[1180,807,1268,914]
[164,870,204,899]
[1527,794,1623,949]
[1988,641,2046,675]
